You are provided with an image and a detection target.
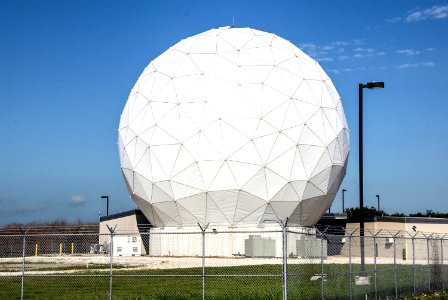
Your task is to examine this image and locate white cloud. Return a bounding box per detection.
[396,49,420,56]
[405,5,448,22]
[339,55,350,60]
[316,57,333,62]
[70,195,85,205]
[398,61,434,69]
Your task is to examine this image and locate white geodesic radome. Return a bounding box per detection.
[118,27,349,228]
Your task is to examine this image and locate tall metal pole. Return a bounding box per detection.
[359,83,366,275]
[342,189,346,212]
[376,195,380,212]
[101,196,109,216]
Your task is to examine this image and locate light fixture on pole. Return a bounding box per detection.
[342,189,347,212]
[101,195,109,216]
[359,81,384,276]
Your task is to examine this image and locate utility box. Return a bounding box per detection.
[244,235,276,257]
[112,235,142,256]
[296,235,327,258]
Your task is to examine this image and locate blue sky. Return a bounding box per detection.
[1,1,447,225]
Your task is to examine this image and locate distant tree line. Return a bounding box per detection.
[345,207,448,220]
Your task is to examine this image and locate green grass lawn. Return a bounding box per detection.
[0,264,445,299]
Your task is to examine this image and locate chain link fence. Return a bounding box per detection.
[0,224,447,299]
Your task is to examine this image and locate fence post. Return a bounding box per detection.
[427,234,431,292]
[412,233,416,295]
[393,233,398,298]
[106,225,116,300]
[320,231,324,300]
[373,231,379,300]
[198,223,209,300]
[348,230,355,300]
[279,218,288,300]
[20,226,30,300]
[441,235,445,290]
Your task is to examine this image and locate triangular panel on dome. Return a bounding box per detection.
[197,160,224,189]
[176,201,202,226]
[171,181,202,199]
[254,120,278,138]
[177,193,206,225]
[265,168,289,199]
[241,169,268,200]
[208,190,239,223]
[189,53,216,73]
[131,195,159,226]
[219,28,255,50]
[267,133,296,163]
[149,149,168,182]
[266,146,295,181]
[133,173,153,201]
[263,100,289,129]
[121,168,134,194]
[171,145,196,177]
[260,85,289,116]
[282,125,304,144]
[297,58,322,80]
[290,180,308,200]
[227,161,261,188]
[239,50,270,66]
[153,180,175,198]
[152,183,174,203]
[327,165,345,195]
[327,137,343,165]
[171,75,201,98]
[253,133,277,163]
[219,49,240,65]
[209,162,239,191]
[301,181,325,200]
[128,93,149,124]
[131,105,154,135]
[220,121,251,156]
[278,57,303,78]
[121,144,134,170]
[236,200,267,224]
[151,144,180,178]
[290,147,308,181]
[310,148,332,177]
[225,118,259,139]
[134,138,149,168]
[198,133,223,161]
[152,201,182,226]
[292,81,318,106]
[175,55,203,77]
[151,50,186,78]
[150,126,179,146]
[298,144,326,178]
[159,106,197,142]
[292,99,320,123]
[189,34,217,54]
[269,201,299,221]
[306,109,326,145]
[243,65,275,84]
[140,72,172,100]
[271,182,300,202]
[172,163,205,191]
[309,166,332,194]
[307,80,324,106]
[134,149,152,180]
[229,141,263,166]
[265,66,300,97]
[259,204,279,223]
[282,101,304,129]
[205,195,230,224]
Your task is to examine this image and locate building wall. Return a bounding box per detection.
[99,214,148,255]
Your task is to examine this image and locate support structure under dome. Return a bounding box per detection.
[118,27,350,227]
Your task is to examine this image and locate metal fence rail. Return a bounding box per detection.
[0,225,447,299]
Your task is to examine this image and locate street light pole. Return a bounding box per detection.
[359,81,384,276]
[101,195,109,216]
[342,189,347,212]
[376,194,380,211]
